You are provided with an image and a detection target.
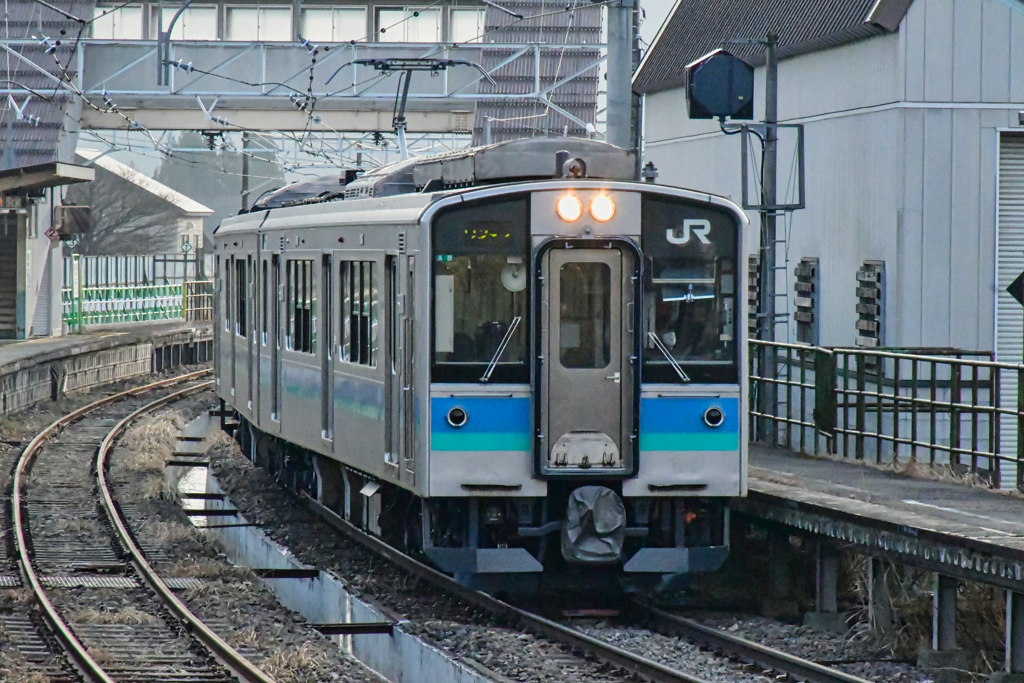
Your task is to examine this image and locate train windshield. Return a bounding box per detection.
[432,197,530,383]
[641,196,739,384]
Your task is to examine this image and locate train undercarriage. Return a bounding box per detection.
[231,416,730,594]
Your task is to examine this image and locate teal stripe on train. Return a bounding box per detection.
[431,396,531,451]
[640,396,740,451]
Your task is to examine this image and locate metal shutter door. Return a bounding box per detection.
[30,251,51,337]
[0,215,17,339]
[996,132,1024,486]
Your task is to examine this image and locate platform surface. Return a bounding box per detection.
[0,322,211,371]
[748,444,1024,554]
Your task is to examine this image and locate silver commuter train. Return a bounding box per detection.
[213,138,748,591]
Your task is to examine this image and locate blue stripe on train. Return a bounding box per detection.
[431,396,531,451]
[640,396,740,451]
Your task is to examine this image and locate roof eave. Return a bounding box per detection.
[865,0,914,31]
[635,22,891,96]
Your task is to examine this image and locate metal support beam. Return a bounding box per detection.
[78,106,473,132]
[933,574,957,651]
[803,542,846,632]
[815,543,839,614]
[1009,591,1024,674]
[605,0,634,148]
[767,529,789,600]
[868,558,892,630]
[756,33,779,443]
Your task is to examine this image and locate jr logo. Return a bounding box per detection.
[666,219,711,245]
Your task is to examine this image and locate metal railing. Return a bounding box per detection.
[183,281,214,322]
[64,284,185,329]
[750,340,1024,490]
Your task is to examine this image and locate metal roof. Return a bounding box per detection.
[472,0,602,144]
[0,0,96,169]
[633,0,913,95]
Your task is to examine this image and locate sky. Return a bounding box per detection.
[638,0,675,53]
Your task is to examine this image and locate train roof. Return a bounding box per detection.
[343,137,637,199]
[214,178,749,240]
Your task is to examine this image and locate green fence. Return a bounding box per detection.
[63,283,186,330]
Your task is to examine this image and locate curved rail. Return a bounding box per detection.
[11,370,274,683]
[299,492,711,683]
[636,603,873,683]
[94,378,277,683]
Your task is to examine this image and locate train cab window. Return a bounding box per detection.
[286,259,315,354]
[640,197,739,384]
[340,260,377,366]
[234,259,247,337]
[432,197,529,383]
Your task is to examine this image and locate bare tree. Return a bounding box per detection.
[63,163,183,255]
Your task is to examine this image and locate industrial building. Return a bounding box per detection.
[636,0,1024,364]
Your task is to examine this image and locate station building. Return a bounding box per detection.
[635,0,1024,365]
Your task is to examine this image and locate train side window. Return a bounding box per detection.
[286,259,315,353]
[339,260,376,366]
[235,259,247,337]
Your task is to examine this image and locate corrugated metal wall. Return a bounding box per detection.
[472,0,601,144]
[0,216,16,339]
[995,132,1024,482]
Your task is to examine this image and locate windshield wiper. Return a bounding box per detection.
[480,316,522,383]
[647,331,691,382]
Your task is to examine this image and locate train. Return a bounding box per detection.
[212,137,748,592]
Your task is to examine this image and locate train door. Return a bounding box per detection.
[402,256,416,483]
[247,255,255,413]
[540,245,634,473]
[321,254,334,442]
[385,256,400,475]
[229,256,237,399]
[271,254,281,421]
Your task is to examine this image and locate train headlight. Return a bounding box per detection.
[447,406,469,428]
[556,195,583,222]
[703,406,725,428]
[589,195,615,222]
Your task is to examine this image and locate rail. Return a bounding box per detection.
[95,376,276,683]
[300,492,712,683]
[11,370,275,683]
[637,603,872,683]
[750,339,1024,490]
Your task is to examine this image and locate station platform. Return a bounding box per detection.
[0,321,212,417]
[740,444,1024,589]
[0,322,211,371]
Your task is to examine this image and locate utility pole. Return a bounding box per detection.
[757,33,779,443]
[605,0,635,149]
[240,132,250,212]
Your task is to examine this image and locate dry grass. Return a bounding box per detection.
[169,557,256,581]
[0,588,34,609]
[47,516,101,536]
[258,642,330,681]
[85,646,113,665]
[131,473,170,500]
[116,410,187,473]
[230,625,269,649]
[844,553,1004,673]
[74,607,161,626]
[139,519,207,547]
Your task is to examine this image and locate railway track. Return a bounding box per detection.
[298,491,872,683]
[8,371,276,683]
[632,604,872,683]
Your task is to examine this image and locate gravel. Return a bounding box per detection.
[684,613,943,683]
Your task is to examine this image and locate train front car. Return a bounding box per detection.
[422,170,747,592]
